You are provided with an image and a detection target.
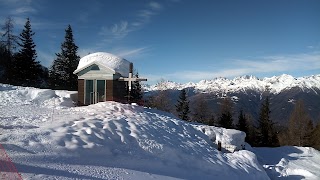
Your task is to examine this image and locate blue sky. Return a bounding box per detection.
[0,0,319,84]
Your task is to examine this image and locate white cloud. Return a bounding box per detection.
[138,10,155,19]
[99,21,131,42]
[0,0,33,5]
[155,52,320,82]
[116,47,149,58]
[12,6,37,14]
[78,46,149,61]
[238,52,320,73]
[149,2,162,10]
[99,1,164,43]
[167,68,251,81]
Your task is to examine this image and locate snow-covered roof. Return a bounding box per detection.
[74,52,131,77]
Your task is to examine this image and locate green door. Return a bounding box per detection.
[85,80,106,105]
[96,80,106,102]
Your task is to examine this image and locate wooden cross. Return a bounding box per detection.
[119,63,147,100]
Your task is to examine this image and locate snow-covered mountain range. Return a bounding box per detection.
[144,74,320,94]
[144,74,320,125]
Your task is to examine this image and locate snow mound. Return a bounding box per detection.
[195,125,246,152]
[74,52,131,77]
[36,102,267,179]
[254,146,320,179]
[0,84,269,179]
[0,84,76,108]
[2,84,320,179]
[0,83,17,91]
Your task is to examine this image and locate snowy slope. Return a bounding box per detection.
[254,146,320,179]
[0,84,269,179]
[145,74,320,94]
[1,84,320,179]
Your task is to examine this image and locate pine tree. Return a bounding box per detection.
[246,113,259,146]
[1,16,18,53]
[13,18,42,87]
[236,109,248,134]
[218,97,233,129]
[49,25,79,90]
[257,96,279,147]
[311,121,320,150]
[0,43,11,83]
[287,100,313,146]
[175,89,190,121]
[192,95,210,123]
[131,71,143,105]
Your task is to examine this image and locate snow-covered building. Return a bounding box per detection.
[73,52,144,105]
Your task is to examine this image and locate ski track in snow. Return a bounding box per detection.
[0,83,320,179]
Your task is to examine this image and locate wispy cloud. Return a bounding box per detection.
[155,52,320,82]
[0,0,44,29]
[0,0,33,6]
[78,46,149,60]
[99,1,164,43]
[11,6,37,14]
[116,47,149,58]
[99,21,130,42]
[149,2,162,10]
[1,0,37,15]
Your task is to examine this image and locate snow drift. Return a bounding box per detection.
[1,84,320,179]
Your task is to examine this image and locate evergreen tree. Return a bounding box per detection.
[287,100,313,146]
[218,97,233,129]
[175,89,190,121]
[49,25,79,90]
[1,16,18,53]
[0,43,11,83]
[257,96,279,147]
[13,18,42,87]
[311,121,320,150]
[236,109,248,133]
[131,71,143,105]
[246,113,259,146]
[192,95,210,123]
[0,17,18,84]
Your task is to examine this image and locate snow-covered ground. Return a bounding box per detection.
[254,146,320,179]
[0,84,319,179]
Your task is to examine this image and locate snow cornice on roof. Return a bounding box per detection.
[74,52,131,77]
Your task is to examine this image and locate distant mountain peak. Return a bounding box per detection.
[145,74,320,94]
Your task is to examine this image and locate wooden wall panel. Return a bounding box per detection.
[106,80,114,101]
[78,79,84,106]
[113,81,127,103]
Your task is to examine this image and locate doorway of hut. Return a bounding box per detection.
[85,79,106,104]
